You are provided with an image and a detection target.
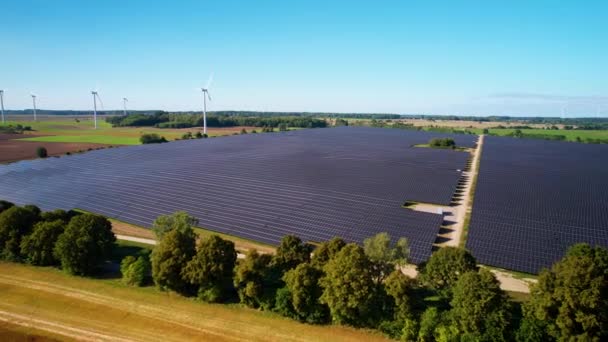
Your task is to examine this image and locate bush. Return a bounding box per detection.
[20,219,65,266]
[428,138,456,149]
[121,255,150,286]
[181,132,193,140]
[240,128,248,134]
[419,247,477,297]
[195,131,203,139]
[0,200,14,214]
[151,211,199,240]
[140,133,168,144]
[53,214,116,276]
[36,146,48,158]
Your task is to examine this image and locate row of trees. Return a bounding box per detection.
[107,112,327,129]
[0,201,116,276]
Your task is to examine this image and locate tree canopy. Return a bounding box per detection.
[233,249,273,309]
[523,243,608,341]
[150,226,196,294]
[53,214,116,275]
[151,211,199,239]
[419,247,477,295]
[283,263,328,323]
[182,235,237,302]
[20,219,65,266]
[320,243,376,326]
[0,205,41,261]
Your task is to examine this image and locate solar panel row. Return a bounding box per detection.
[467,136,608,273]
[0,126,475,263]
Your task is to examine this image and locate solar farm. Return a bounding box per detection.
[467,137,608,273]
[0,126,474,263]
[2,125,607,272]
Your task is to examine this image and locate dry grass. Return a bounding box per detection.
[0,262,388,342]
[110,218,276,255]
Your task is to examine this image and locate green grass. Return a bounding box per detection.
[470,128,608,141]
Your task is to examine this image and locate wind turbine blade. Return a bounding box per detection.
[206,91,212,101]
[205,73,214,89]
[96,93,104,110]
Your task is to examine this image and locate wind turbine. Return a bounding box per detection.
[31,93,37,121]
[91,90,103,129]
[200,73,213,135]
[0,90,5,124]
[122,97,128,116]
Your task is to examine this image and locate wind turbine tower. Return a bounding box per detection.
[31,94,37,121]
[91,90,103,129]
[0,90,5,124]
[200,74,213,135]
[123,97,128,116]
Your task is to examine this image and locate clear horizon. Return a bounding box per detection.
[1,1,607,117]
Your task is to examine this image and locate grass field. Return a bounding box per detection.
[3,117,263,145]
[0,262,388,342]
[471,128,608,141]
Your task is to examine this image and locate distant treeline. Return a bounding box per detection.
[106,112,328,129]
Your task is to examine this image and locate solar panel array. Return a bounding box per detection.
[0,126,474,263]
[467,136,608,273]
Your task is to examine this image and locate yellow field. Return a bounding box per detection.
[0,262,388,342]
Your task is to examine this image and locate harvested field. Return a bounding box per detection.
[0,134,111,163]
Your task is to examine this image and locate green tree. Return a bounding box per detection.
[320,243,375,326]
[419,247,477,296]
[233,249,273,308]
[311,237,346,268]
[363,233,409,284]
[417,307,443,342]
[272,235,312,272]
[283,263,328,323]
[36,146,48,158]
[121,255,150,286]
[0,206,41,261]
[53,214,116,276]
[0,200,14,214]
[384,270,415,322]
[150,226,196,294]
[195,131,203,139]
[449,269,511,340]
[151,211,199,239]
[40,209,72,223]
[20,219,65,266]
[523,243,608,341]
[182,235,237,302]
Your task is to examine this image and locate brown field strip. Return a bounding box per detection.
[0,262,388,342]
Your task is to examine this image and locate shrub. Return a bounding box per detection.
[195,131,203,139]
[240,128,248,134]
[151,211,198,240]
[419,247,477,296]
[0,200,14,214]
[20,219,65,266]
[121,255,150,286]
[140,133,168,144]
[181,132,193,139]
[54,214,116,276]
[36,146,48,158]
[428,138,456,148]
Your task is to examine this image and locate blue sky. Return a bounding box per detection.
[1,1,607,116]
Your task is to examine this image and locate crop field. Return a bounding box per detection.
[467,136,608,273]
[0,127,475,263]
[0,262,388,341]
[3,116,259,145]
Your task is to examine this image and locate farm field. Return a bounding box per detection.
[0,262,388,342]
[2,116,260,145]
[470,127,608,141]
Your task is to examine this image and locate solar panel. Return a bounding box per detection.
[0,126,474,263]
[466,136,608,273]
